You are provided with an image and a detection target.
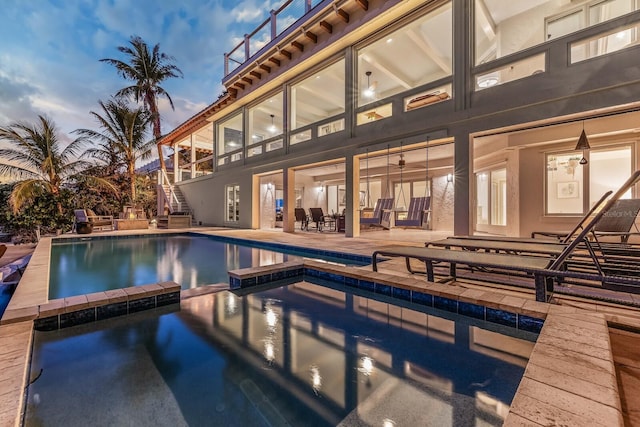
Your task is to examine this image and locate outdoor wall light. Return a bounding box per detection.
[267,182,272,190]
[447,173,453,183]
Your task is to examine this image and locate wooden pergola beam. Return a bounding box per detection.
[356,0,368,11]
[320,21,332,34]
[336,8,349,23]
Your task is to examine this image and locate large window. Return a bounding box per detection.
[290,59,345,133]
[546,146,632,214]
[247,92,284,158]
[226,184,240,222]
[357,2,452,107]
[475,0,639,65]
[217,113,243,165]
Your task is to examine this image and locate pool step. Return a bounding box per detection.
[31,281,181,331]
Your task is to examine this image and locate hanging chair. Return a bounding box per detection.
[395,142,431,229]
[360,146,393,229]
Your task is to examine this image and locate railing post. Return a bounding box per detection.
[224,53,229,77]
[270,10,277,40]
[244,34,250,61]
[306,0,312,13]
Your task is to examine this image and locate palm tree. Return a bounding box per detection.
[76,98,154,205]
[0,116,89,214]
[100,35,183,171]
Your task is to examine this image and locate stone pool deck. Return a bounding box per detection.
[1,227,640,426]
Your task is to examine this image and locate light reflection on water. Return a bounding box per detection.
[50,235,351,298]
[27,280,536,426]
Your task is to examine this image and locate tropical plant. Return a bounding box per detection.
[101,35,183,169]
[75,98,155,206]
[0,115,93,215]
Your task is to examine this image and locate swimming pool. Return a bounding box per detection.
[49,233,368,299]
[25,279,536,426]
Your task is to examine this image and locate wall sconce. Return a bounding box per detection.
[575,121,590,165]
[447,173,453,183]
[267,182,272,191]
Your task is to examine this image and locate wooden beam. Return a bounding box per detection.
[269,57,281,66]
[280,49,292,59]
[250,71,261,80]
[291,41,304,52]
[242,76,252,84]
[335,8,349,23]
[320,21,333,34]
[228,87,238,96]
[234,82,245,90]
[356,0,368,11]
[259,64,271,73]
[305,30,318,43]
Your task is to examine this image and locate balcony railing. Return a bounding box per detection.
[224,0,325,76]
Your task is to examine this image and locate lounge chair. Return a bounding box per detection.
[360,198,394,229]
[373,170,640,302]
[395,196,431,228]
[294,207,308,231]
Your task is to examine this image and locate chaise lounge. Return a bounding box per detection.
[372,170,640,302]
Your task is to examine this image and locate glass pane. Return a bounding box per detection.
[590,0,634,25]
[412,180,430,198]
[476,173,489,225]
[248,93,283,146]
[218,113,243,155]
[475,53,546,91]
[490,169,507,226]
[590,146,632,205]
[474,0,639,65]
[291,59,345,130]
[547,10,584,40]
[357,2,452,107]
[571,23,640,63]
[546,153,584,214]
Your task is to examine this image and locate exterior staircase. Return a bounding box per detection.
[157,184,196,228]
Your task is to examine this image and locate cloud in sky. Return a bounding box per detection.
[0,0,274,141]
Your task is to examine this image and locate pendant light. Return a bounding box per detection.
[575,121,590,165]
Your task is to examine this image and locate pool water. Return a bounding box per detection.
[49,234,366,299]
[26,280,536,426]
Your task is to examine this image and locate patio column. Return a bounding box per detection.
[345,154,360,237]
[283,167,296,233]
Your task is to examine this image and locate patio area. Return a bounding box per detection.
[0,227,639,425]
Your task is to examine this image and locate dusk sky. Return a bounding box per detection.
[0,0,280,148]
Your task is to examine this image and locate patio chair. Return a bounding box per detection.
[294,207,308,231]
[395,196,431,228]
[308,207,333,231]
[360,198,394,229]
[373,170,640,302]
[75,209,114,233]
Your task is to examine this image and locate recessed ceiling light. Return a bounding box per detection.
[386,38,393,43]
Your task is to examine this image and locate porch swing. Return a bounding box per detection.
[360,146,394,229]
[394,142,431,229]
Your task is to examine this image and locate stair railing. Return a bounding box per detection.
[160,169,181,212]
